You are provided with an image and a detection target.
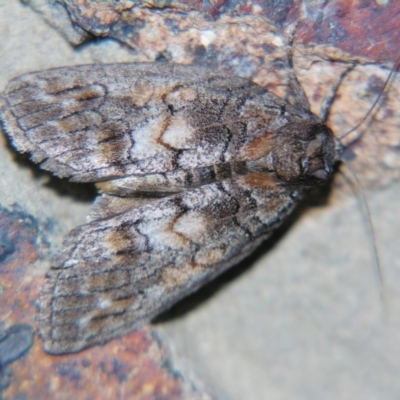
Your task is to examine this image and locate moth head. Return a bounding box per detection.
[272,120,338,185]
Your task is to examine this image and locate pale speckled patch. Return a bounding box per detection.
[130,115,171,159]
[162,116,196,149]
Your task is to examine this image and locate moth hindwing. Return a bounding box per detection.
[0,63,339,354]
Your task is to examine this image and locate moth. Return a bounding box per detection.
[0,62,343,354]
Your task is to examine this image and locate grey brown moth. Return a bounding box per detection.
[0,62,342,354]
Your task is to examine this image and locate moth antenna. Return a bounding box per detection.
[320,64,356,123]
[334,56,400,305]
[339,54,400,142]
[340,163,386,304]
[284,26,312,113]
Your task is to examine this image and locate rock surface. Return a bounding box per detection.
[1,1,400,399]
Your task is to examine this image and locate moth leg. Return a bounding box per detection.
[320,64,356,123]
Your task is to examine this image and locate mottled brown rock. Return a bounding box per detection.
[0,204,208,400]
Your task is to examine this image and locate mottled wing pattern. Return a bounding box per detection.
[41,177,302,353]
[0,63,288,182]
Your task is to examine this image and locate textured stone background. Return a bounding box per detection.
[1,1,400,399]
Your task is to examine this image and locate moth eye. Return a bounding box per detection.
[312,169,329,180]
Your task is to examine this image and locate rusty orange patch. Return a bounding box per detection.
[240,172,280,190]
[241,132,275,160]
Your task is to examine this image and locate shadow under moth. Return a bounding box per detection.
[0,61,366,354]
